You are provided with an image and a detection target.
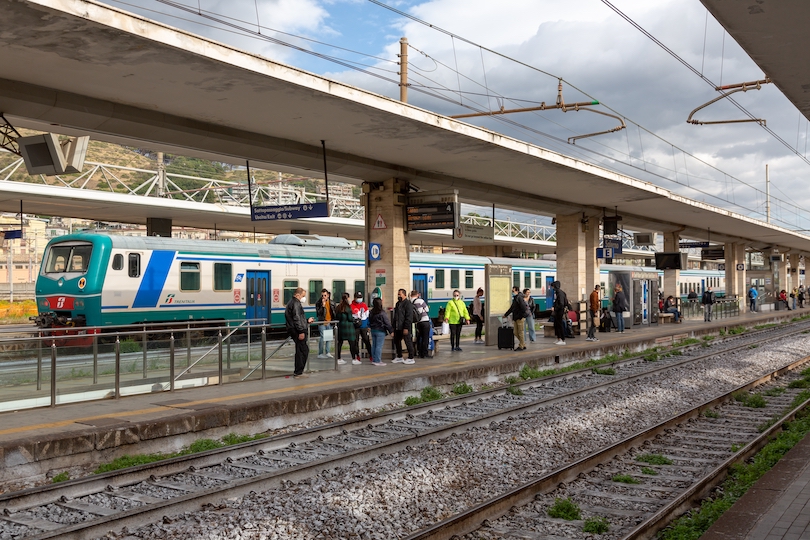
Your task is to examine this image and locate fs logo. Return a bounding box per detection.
[164,294,175,304]
[56,297,66,309]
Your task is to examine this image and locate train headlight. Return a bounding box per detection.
[75,299,85,309]
[40,299,50,309]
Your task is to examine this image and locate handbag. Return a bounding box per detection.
[321,328,334,341]
[441,321,450,335]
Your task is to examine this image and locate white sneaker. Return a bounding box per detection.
[586,337,595,342]
[326,353,334,359]
[555,340,566,345]
[337,359,346,365]
[317,354,327,359]
[352,359,362,365]
[392,357,405,363]
[372,362,386,366]
[403,358,415,364]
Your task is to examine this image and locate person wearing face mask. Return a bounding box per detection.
[445,289,470,352]
[392,288,416,364]
[285,287,315,378]
[315,289,336,359]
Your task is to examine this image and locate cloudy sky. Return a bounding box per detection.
[100,0,810,230]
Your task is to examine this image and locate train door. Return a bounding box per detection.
[545,276,555,310]
[632,280,643,325]
[246,270,271,323]
[413,274,427,299]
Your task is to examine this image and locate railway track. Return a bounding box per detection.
[1,320,809,539]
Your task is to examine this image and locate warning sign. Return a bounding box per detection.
[234,289,242,303]
[373,214,387,229]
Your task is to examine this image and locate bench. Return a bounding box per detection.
[539,321,556,338]
[659,313,674,324]
[432,332,449,352]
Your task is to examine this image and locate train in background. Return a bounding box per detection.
[32,233,725,329]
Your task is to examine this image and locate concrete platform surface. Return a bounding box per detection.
[0,308,802,484]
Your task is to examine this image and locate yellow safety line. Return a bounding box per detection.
[0,359,477,437]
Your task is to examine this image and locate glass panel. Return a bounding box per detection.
[513,271,520,288]
[45,244,93,274]
[128,253,140,278]
[435,269,445,289]
[354,280,365,297]
[309,280,323,305]
[450,270,459,289]
[259,278,267,306]
[465,270,473,289]
[535,272,542,289]
[524,272,531,289]
[283,280,298,304]
[333,280,346,300]
[112,254,123,271]
[247,277,254,307]
[180,262,200,291]
[213,263,232,291]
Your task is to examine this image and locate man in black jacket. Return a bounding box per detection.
[285,287,315,378]
[504,286,528,350]
[551,281,570,345]
[701,287,716,322]
[392,288,416,364]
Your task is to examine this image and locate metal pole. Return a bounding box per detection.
[169,333,175,392]
[186,325,191,369]
[218,330,223,385]
[36,331,42,391]
[766,164,771,223]
[226,331,231,370]
[93,332,98,384]
[261,326,266,380]
[115,334,121,400]
[142,325,147,378]
[49,343,56,407]
[399,37,408,103]
[247,326,251,368]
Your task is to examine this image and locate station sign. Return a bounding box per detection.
[680,241,710,248]
[596,247,614,259]
[368,243,382,261]
[701,247,725,260]
[454,223,494,242]
[406,202,458,231]
[251,202,329,221]
[604,238,623,253]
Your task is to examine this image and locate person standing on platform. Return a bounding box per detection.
[351,292,371,361]
[392,288,416,364]
[551,281,570,345]
[791,288,798,310]
[445,290,470,352]
[701,287,716,322]
[368,297,391,366]
[748,285,758,312]
[523,289,536,343]
[799,286,805,309]
[335,292,360,365]
[411,290,431,359]
[613,283,628,333]
[285,287,314,378]
[472,288,484,344]
[504,285,528,350]
[587,284,600,342]
[315,289,336,359]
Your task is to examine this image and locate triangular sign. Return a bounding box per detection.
[373,214,387,229]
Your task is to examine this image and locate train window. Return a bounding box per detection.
[513,271,520,288]
[465,271,473,289]
[435,269,445,289]
[535,273,542,289]
[354,280,365,298]
[524,272,531,289]
[180,262,201,291]
[450,270,459,289]
[309,280,323,305]
[283,280,298,304]
[112,254,123,271]
[333,280,346,300]
[45,244,93,274]
[128,253,140,278]
[213,263,232,291]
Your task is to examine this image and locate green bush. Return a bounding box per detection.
[788,379,810,389]
[547,497,581,520]
[506,385,524,396]
[404,396,422,406]
[505,375,520,385]
[420,386,443,402]
[612,474,640,484]
[636,453,673,465]
[118,338,142,353]
[703,409,720,418]
[592,367,616,376]
[452,382,474,395]
[641,467,658,475]
[583,516,610,534]
[51,471,70,483]
[519,365,544,380]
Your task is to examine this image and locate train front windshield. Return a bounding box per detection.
[44,243,93,274]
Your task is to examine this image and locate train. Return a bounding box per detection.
[32,232,725,329]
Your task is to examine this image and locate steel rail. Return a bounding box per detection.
[3,320,810,539]
[404,356,810,540]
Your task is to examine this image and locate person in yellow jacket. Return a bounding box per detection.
[445,290,470,352]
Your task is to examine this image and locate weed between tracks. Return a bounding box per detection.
[546,497,581,520]
[94,433,267,473]
[660,390,810,540]
[611,474,640,484]
[583,516,610,534]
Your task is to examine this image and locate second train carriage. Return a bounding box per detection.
[33,233,725,329]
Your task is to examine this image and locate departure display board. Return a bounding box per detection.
[406,202,458,231]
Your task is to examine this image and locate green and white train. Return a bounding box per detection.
[33,233,725,329]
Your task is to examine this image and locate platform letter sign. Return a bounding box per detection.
[369,243,381,261]
[251,202,329,221]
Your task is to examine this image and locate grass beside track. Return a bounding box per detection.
[660,390,810,540]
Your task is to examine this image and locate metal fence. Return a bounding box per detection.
[680,297,741,320]
[0,319,338,412]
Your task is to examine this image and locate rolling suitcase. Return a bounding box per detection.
[498,324,515,350]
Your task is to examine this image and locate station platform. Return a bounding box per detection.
[0,308,803,487]
[702,431,810,540]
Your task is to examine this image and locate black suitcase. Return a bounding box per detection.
[498,325,515,349]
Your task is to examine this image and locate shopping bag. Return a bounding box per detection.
[321,328,334,341]
[441,321,450,335]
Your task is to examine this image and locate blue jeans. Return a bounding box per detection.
[525,315,536,342]
[666,307,680,322]
[371,329,385,363]
[615,312,625,332]
[318,324,332,355]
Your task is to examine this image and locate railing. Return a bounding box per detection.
[680,297,741,320]
[0,319,338,412]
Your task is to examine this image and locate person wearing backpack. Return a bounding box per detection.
[410,290,431,359]
[748,285,758,312]
[445,290,470,352]
[504,286,528,351]
[701,287,716,322]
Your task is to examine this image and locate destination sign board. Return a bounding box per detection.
[603,238,623,254]
[454,223,494,242]
[701,247,725,260]
[251,202,329,221]
[679,241,710,248]
[406,202,458,231]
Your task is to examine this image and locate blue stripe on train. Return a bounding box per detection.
[132,251,176,308]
